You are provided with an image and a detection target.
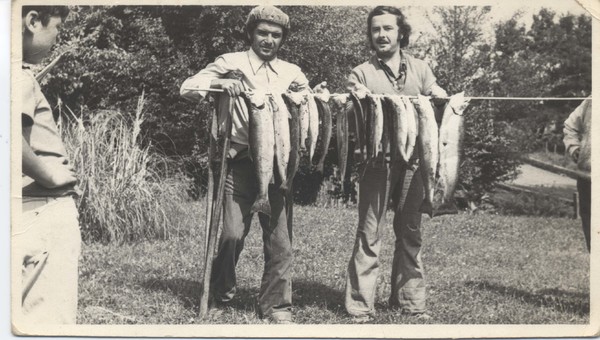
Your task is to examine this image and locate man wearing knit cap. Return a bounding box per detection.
[180,5,308,324]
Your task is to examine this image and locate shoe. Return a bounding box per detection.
[350,314,373,323]
[267,312,294,324]
[410,312,432,321]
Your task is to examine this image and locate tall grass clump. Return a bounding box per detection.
[60,92,192,243]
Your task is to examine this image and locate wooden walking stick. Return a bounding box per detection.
[199,94,234,318]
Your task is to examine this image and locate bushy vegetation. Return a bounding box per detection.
[61,94,192,243]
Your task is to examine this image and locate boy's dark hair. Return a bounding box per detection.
[22,6,70,26]
[367,6,411,49]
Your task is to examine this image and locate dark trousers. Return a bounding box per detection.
[577,178,591,252]
[210,158,293,319]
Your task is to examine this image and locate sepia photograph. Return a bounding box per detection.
[9,0,598,337]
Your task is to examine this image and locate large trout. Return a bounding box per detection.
[433,92,469,216]
[381,95,399,165]
[332,94,349,181]
[269,94,291,191]
[385,95,408,163]
[314,93,332,174]
[281,91,305,194]
[307,94,320,162]
[415,95,439,218]
[373,94,385,156]
[349,92,366,162]
[402,96,418,162]
[299,97,310,151]
[246,91,275,216]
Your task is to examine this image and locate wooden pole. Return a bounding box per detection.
[573,191,579,220]
[199,96,233,318]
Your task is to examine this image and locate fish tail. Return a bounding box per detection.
[251,197,271,216]
[419,199,433,218]
[318,162,327,174]
[279,180,288,192]
[433,201,458,217]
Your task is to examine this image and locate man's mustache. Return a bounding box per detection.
[375,38,390,44]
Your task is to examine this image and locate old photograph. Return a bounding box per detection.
[9,0,598,337]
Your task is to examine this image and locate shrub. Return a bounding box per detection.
[61,94,192,243]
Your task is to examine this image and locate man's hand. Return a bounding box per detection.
[313,81,328,94]
[572,148,580,163]
[215,79,244,97]
[22,136,77,189]
[430,84,448,107]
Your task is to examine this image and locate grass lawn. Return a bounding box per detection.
[77,203,590,325]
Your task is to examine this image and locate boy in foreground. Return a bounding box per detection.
[15,5,81,325]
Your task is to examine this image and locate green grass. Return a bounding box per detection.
[77,204,589,325]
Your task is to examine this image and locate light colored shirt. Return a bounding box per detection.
[20,68,77,197]
[180,49,309,145]
[563,99,591,173]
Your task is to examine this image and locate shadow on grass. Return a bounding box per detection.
[293,280,345,313]
[141,278,201,310]
[465,280,589,317]
[141,278,259,313]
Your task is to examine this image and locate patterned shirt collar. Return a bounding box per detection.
[376,50,407,81]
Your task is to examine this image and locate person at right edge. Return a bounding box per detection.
[563,98,592,252]
[344,6,448,322]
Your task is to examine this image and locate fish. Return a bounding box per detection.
[299,97,310,151]
[314,94,333,174]
[307,94,320,162]
[349,92,366,162]
[414,94,439,218]
[332,94,349,181]
[402,96,418,162]
[281,91,305,194]
[381,95,399,165]
[269,94,291,191]
[365,94,377,161]
[386,95,409,162]
[373,95,385,156]
[432,92,469,216]
[245,91,274,216]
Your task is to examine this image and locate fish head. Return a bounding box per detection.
[285,91,307,106]
[448,92,470,116]
[245,90,266,109]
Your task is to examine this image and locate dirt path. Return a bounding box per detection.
[508,164,576,189]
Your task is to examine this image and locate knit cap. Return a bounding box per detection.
[245,5,290,31]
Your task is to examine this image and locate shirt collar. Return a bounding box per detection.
[376,51,407,80]
[247,49,280,75]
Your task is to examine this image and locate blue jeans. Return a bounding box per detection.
[210,157,293,320]
[345,159,426,316]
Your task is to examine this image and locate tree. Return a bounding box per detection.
[428,6,521,201]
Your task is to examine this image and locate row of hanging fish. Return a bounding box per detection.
[331,92,470,218]
[239,87,469,218]
[241,88,334,217]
